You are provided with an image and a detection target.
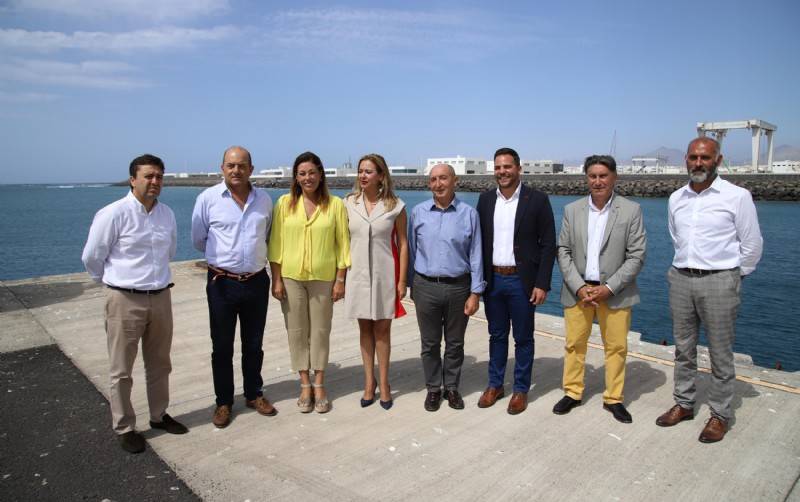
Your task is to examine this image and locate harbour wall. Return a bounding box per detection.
[157,174,800,201]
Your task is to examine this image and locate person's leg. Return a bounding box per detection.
[441,280,471,391]
[374,319,393,400]
[696,270,740,421]
[483,274,510,389]
[597,303,631,405]
[506,275,536,394]
[562,302,595,401]
[238,272,269,401]
[206,273,238,407]
[412,277,445,391]
[105,290,146,434]
[141,290,173,423]
[308,280,334,404]
[358,319,377,400]
[668,267,701,410]
[281,278,312,405]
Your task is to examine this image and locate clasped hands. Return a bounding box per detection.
[578,284,611,307]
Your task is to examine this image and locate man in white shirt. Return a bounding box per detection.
[656,137,763,443]
[191,146,276,428]
[476,148,556,415]
[552,155,646,423]
[82,154,187,454]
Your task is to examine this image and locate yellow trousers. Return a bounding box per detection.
[562,301,631,404]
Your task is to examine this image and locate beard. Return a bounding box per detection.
[689,165,716,184]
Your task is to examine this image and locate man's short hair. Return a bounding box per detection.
[583,154,617,173]
[430,163,456,177]
[494,147,520,166]
[222,146,252,166]
[129,154,165,177]
[688,137,721,156]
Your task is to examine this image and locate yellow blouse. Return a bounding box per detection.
[268,194,351,281]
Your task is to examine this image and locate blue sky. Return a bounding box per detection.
[1,0,798,183]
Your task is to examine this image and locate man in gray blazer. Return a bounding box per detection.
[552,155,646,423]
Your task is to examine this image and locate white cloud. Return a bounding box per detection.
[259,7,540,64]
[9,0,229,21]
[0,59,150,89]
[0,26,237,52]
[0,89,59,102]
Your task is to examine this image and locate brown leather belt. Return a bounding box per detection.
[207,264,265,282]
[492,265,517,276]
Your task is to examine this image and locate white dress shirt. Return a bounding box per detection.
[191,182,273,274]
[585,195,612,282]
[492,182,521,266]
[82,191,176,290]
[668,176,763,276]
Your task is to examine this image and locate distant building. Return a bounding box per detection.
[426,156,487,175]
[520,160,563,174]
[389,166,420,175]
[771,160,800,174]
[631,156,667,173]
[257,167,291,178]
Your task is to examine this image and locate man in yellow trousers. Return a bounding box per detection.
[552,155,646,423]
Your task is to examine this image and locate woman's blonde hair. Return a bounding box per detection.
[348,153,398,211]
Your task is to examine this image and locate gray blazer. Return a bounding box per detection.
[557,195,646,309]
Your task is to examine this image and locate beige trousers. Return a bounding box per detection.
[105,289,173,434]
[281,279,334,371]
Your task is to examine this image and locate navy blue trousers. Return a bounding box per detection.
[484,273,535,393]
[206,269,269,406]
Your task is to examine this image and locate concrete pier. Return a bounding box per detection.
[2,260,799,501]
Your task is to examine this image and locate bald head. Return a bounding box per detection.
[430,163,456,177]
[688,137,720,157]
[222,146,252,167]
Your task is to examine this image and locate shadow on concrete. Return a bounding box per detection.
[1,280,101,311]
[576,360,669,407]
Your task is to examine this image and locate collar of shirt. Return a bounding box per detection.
[427,196,459,212]
[495,181,521,202]
[588,193,613,213]
[125,190,159,214]
[678,174,723,198]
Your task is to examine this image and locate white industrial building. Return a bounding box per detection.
[389,166,420,175]
[770,160,800,174]
[426,156,487,175]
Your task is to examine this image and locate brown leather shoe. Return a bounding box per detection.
[246,396,278,417]
[212,404,231,428]
[655,404,694,427]
[477,387,505,408]
[507,392,528,415]
[698,416,728,443]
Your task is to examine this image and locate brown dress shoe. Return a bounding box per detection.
[655,404,694,427]
[246,396,278,416]
[698,416,728,443]
[507,392,528,415]
[478,387,505,408]
[213,404,231,428]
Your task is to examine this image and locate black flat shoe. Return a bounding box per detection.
[150,413,189,434]
[603,403,633,423]
[443,389,464,410]
[552,395,582,415]
[117,431,145,454]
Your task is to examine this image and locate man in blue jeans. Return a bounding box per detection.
[476,147,556,414]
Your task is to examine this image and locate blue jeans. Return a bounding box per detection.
[206,269,269,406]
[484,273,535,393]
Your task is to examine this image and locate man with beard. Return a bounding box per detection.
[655,137,762,443]
[475,148,556,414]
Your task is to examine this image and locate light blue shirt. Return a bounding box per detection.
[191,182,273,274]
[407,197,485,294]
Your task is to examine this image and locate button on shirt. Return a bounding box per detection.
[492,182,520,266]
[191,182,273,274]
[585,195,612,282]
[82,191,176,290]
[668,176,763,275]
[407,197,485,294]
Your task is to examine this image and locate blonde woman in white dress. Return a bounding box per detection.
[344,154,408,410]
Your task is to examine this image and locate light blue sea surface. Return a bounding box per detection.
[1,184,797,371]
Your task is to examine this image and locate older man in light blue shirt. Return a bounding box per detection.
[408,163,484,411]
[191,146,276,428]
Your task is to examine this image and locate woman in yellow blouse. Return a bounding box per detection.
[268,151,350,413]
